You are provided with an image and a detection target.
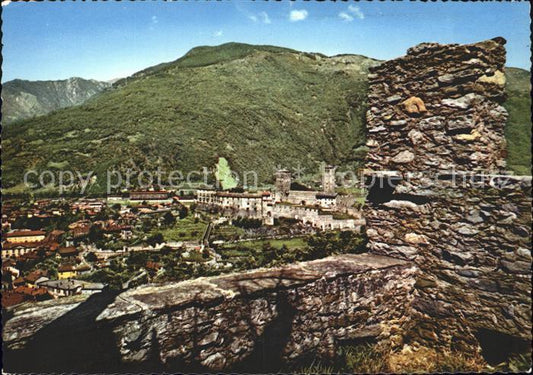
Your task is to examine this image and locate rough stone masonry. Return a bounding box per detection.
[3,254,417,372]
[365,37,532,355]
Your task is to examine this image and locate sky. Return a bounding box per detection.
[1,1,531,83]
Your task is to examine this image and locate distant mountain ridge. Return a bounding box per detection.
[2,42,530,195]
[2,77,111,124]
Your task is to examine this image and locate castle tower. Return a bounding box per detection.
[274,169,291,202]
[322,165,336,194]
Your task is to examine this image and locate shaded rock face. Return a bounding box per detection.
[3,254,417,372]
[365,37,532,355]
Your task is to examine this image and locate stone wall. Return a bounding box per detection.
[364,37,532,355]
[366,38,508,174]
[367,175,531,350]
[272,204,364,230]
[3,254,417,372]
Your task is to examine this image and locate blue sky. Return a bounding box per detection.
[2,1,530,82]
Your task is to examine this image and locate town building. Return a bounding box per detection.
[58,247,80,259]
[38,279,83,297]
[4,230,46,244]
[57,264,77,279]
[1,242,41,259]
[196,168,362,231]
[129,190,171,202]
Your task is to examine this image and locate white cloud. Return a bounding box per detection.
[151,15,158,24]
[348,5,365,20]
[214,30,223,37]
[1,0,11,6]
[290,9,308,22]
[249,11,271,24]
[260,11,271,24]
[338,12,354,22]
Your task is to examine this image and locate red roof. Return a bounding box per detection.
[145,261,162,271]
[12,286,52,299]
[25,270,48,283]
[1,241,43,250]
[2,291,26,307]
[59,247,79,256]
[6,230,46,238]
[2,259,16,268]
[13,286,36,296]
[58,264,76,272]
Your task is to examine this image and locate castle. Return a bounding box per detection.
[196,165,363,230]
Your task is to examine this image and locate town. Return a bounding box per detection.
[1,168,366,308]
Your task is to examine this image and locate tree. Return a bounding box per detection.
[160,246,172,255]
[110,259,124,273]
[127,251,149,271]
[162,211,176,226]
[85,252,98,262]
[178,205,188,219]
[88,225,104,244]
[146,232,164,247]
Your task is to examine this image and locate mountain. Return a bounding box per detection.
[2,43,379,194]
[2,43,531,195]
[1,77,111,124]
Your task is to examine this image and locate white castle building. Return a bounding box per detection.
[196,166,364,231]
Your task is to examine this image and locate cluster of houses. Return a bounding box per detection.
[1,176,364,308]
[1,191,201,308]
[1,261,105,308]
[1,226,103,308]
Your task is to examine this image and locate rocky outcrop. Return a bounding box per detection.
[3,254,417,372]
[365,37,532,358]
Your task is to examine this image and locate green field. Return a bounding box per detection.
[151,216,208,242]
[220,237,308,251]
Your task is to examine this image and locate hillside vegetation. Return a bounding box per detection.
[2,43,530,195]
[1,77,110,124]
[3,43,378,193]
[503,67,532,176]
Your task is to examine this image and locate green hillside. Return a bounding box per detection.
[2,43,530,195]
[3,43,378,194]
[503,67,532,176]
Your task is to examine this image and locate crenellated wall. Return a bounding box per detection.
[364,37,532,354]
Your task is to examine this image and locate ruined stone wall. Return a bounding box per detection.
[3,254,417,372]
[365,37,532,354]
[367,175,531,349]
[366,38,508,174]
